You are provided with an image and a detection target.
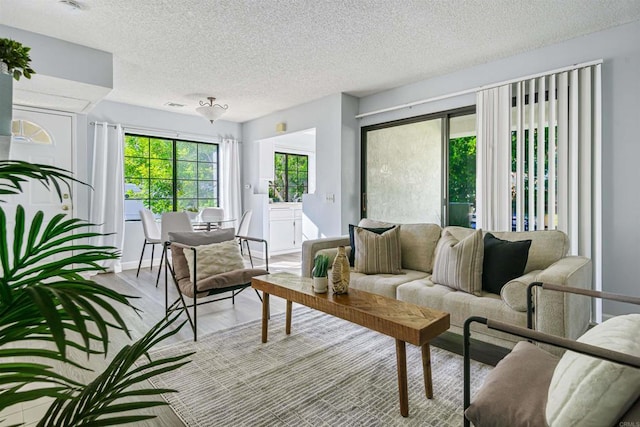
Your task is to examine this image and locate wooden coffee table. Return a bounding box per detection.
[251,272,450,417]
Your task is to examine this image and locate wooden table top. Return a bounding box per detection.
[251,272,450,346]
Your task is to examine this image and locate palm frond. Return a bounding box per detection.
[0,160,83,202]
[37,314,191,427]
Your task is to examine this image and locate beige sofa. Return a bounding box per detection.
[301,218,592,349]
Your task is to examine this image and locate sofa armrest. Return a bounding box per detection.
[534,256,592,340]
[301,236,350,277]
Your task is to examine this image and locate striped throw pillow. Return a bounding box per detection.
[354,226,402,274]
[432,229,484,296]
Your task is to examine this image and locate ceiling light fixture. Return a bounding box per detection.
[59,0,83,11]
[196,96,228,123]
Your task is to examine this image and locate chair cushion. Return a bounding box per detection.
[465,340,559,427]
[353,226,402,275]
[182,240,245,283]
[546,314,640,427]
[176,268,268,298]
[432,228,483,296]
[348,223,394,266]
[482,233,531,295]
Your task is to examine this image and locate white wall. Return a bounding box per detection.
[242,93,360,245]
[0,24,112,88]
[88,100,242,269]
[357,20,640,316]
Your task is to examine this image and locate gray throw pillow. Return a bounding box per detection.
[354,226,402,275]
[432,229,483,296]
[169,228,235,245]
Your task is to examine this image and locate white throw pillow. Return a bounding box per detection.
[183,240,245,283]
[546,314,640,427]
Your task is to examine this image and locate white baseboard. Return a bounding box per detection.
[121,258,162,272]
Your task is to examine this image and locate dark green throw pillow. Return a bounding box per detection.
[348,224,395,266]
[482,233,532,295]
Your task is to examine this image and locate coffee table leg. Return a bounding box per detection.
[422,343,433,399]
[395,339,409,417]
[285,300,292,335]
[261,292,270,343]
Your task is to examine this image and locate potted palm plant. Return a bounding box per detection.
[0,37,35,80]
[0,160,190,425]
[311,254,329,293]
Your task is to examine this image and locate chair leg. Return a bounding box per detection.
[193,292,198,341]
[150,243,156,271]
[155,246,166,288]
[239,240,244,256]
[136,240,147,277]
[245,240,254,268]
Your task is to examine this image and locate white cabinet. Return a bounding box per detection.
[269,203,303,254]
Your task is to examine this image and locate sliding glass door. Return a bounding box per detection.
[361,107,476,226]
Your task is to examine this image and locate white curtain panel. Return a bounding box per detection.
[220,139,242,229]
[475,85,512,231]
[89,122,125,273]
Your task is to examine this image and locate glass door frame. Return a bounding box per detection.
[360,105,476,224]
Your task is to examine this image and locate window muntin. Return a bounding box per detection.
[271,152,308,202]
[11,119,53,145]
[124,134,219,220]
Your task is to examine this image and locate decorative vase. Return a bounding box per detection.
[331,246,350,294]
[312,276,328,293]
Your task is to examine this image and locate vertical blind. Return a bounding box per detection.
[476,63,602,305]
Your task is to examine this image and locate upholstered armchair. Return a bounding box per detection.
[164,228,269,340]
[463,283,640,427]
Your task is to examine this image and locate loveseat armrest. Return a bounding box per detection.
[301,236,349,277]
[533,256,592,340]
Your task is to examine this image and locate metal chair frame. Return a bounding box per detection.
[463,282,640,427]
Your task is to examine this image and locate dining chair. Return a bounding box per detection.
[236,210,254,265]
[156,211,193,287]
[136,208,162,277]
[200,207,224,222]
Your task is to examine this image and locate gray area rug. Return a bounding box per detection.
[148,308,492,426]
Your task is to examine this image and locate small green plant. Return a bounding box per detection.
[0,38,35,81]
[312,254,330,277]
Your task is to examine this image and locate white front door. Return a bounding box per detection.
[3,108,75,254]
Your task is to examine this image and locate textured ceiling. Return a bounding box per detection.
[1,0,640,123]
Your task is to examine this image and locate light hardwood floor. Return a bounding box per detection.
[5,252,301,427]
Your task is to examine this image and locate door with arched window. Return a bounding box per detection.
[7,107,75,231]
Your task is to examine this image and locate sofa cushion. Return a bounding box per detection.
[500,270,541,312]
[444,226,569,273]
[348,223,395,266]
[350,269,429,299]
[397,279,527,345]
[354,226,402,274]
[465,340,559,427]
[546,314,640,427]
[358,219,441,273]
[432,229,484,296]
[482,232,532,295]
